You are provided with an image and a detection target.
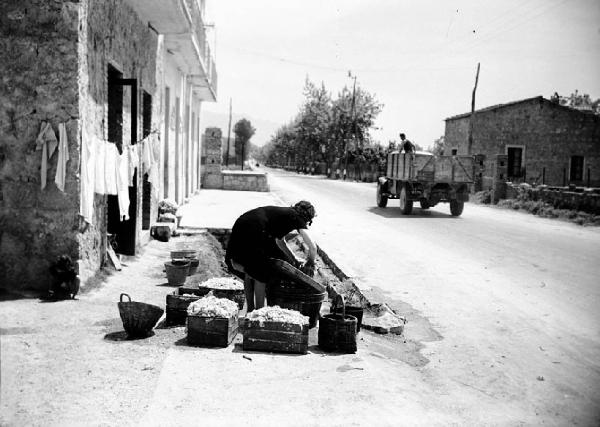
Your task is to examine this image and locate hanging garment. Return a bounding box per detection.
[54,123,69,192]
[80,133,96,224]
[35,122,58,189]
[94,138,106,194]
[141,136,153,172]
[147,134,160,197]
[128,144,140,186]
[116,148,130,221]
[104,142,119,195]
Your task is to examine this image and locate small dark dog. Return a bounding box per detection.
[48,255,80,300]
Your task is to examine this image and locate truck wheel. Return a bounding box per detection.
[420,200,430,210]
[376,182,388,208]
[399,186,413,215]
[450,200,464,216]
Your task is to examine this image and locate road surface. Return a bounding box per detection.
[267,168,600,426]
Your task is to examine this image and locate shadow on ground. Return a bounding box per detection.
[367,206,459,219]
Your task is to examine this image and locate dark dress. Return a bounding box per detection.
[225,206,308,283]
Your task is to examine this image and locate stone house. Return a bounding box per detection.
[443,96,600,190]
[0,0,217,294]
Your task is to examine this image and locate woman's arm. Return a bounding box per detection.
[298,229,317,265]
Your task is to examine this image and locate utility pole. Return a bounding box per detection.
[467,63,480,155]
[225,97,232,166]
[343,71,357,180]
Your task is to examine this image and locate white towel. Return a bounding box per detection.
[54,123,69,192]
[128,144,140,186]
[105,142,119,195]
[80,133,96,224]
[117,148,130,221]
[147,134,160,197]
[94,138,106,194]
[35,122,58,189]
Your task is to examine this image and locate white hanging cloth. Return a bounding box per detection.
[94,138,106,194]
[54,123,69,192]
[35,122,58,190]
[104,142,119,195]
[117,148,130,221]
[80,133,96,224]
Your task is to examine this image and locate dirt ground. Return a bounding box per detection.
[0,231,416,426]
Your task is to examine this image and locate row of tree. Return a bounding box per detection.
[254,77,383,170]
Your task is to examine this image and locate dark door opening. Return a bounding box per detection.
[106,65,138,256]
[507,147,523,179]
[570,155,584,182]
[142,91,152,230]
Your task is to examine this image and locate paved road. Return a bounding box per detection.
[267,168,600,426]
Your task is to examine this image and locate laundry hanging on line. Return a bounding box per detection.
[35,121,58,190]
[54,123,69,192]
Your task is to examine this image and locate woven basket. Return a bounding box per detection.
[318,295,357,353]
[118,293,164,337]
[165,260,190,286]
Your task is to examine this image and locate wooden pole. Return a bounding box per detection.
[467,63,480,155]
[225,97,232,166]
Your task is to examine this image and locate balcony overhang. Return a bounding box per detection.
[189,74,217,102]
[126,0,217,102]
[125,0,188,34]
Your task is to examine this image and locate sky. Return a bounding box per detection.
[202,0,600,150]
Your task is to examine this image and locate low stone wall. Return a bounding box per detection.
[222,171,269,192]
[506,184,600,214]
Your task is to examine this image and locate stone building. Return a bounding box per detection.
[443,96,600,190]
[0,0,217,294]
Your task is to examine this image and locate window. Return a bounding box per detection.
[570,156,584,181]
[451,148,458,156]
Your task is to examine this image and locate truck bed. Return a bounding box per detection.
[386,152,474,184]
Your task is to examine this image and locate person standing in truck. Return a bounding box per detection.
[399,133,415,153]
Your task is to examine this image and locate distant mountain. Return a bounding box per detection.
[200,111,281,147]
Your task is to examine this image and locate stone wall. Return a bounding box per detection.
[0,0,160,293]
[0,0,81,293]
[444,98,600,189]
[505,184,600,214]
[77,0,158,284]
[222,171,269,192]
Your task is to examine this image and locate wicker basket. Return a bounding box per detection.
[118,293,164,337]
[318,295,357,353]
[165,260,190,286]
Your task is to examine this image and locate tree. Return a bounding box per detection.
[233,118,256,170]
[550,90,600,115]
[265,76,383,171]
[430,135,445,155]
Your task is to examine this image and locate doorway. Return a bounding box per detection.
[142,91,152,230]
[507,146,524,180]
[106,64,138,255]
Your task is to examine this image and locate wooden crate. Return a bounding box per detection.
[243,319,309,354]
[187,315,238,347]
[165,293,200,326]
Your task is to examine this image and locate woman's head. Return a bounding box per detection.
[293,200,316,226]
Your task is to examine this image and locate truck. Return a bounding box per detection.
[376,151,475,216]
